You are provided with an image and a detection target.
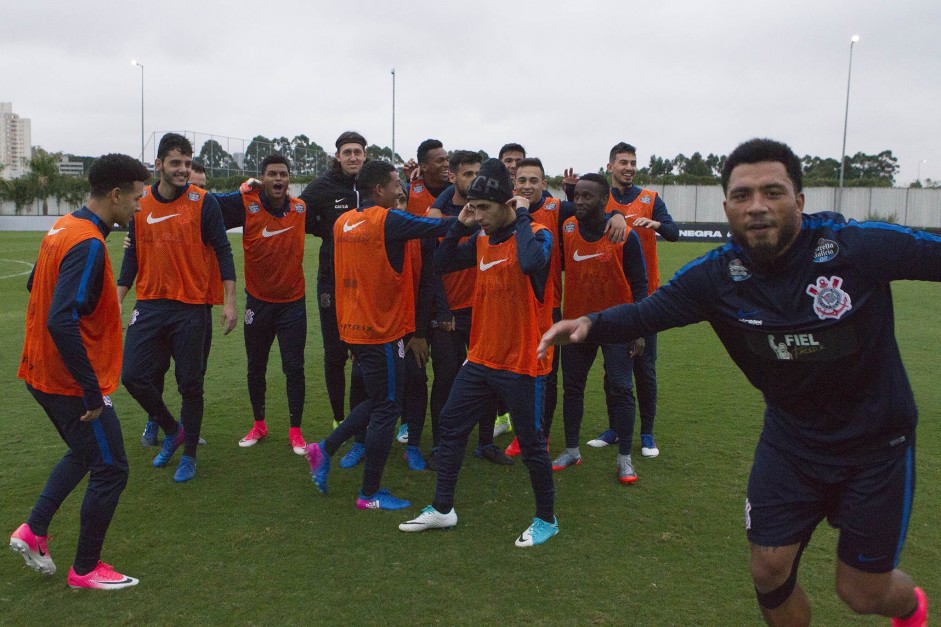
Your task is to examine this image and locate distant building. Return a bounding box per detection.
[0,102,32,180]
[232,152,246,169]
[58,155,85,177]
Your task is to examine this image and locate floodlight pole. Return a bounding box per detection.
[837,35,859,211]
[132,60,145,161]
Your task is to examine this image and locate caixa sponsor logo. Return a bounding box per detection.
[341,323,375,333]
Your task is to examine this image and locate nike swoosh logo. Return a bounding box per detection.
[47,227,65,235]
[335,198,346,203]
[572,250,603,262]
[736,308,759,318]
[146,212,180,224]
[479,258,508,271]
[261,225,293,238]
[100,577,137,585]
[343,220,365,232]
[857,553,887,563]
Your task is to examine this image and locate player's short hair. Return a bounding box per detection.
[499,143,526,158]
[448,150,482,171]
[608,142,637,163]
[721,138,803,193]
[515,157,545,177]
[578,172,610,197]
[157,133,194,160]
[260,153,290,175]
[357,160,397,195]
[88,154,150,198]
[417,139,443,165]
[190,161,206,174]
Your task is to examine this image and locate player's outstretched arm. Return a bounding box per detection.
[538,316,592,359]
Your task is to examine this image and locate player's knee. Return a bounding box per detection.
[177,380,204,399]
[751,556,796,606]
[751,541,808,610]
[835,577,885,615]
[605,379,632,398]
[121,372,148,396]
[282,363,304,378]
[753,564,798,610]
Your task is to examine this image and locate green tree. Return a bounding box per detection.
[802,155,841,183]
[367,144,405,166]
[27,148,61,215]
[647,155,673,177]
[290,135,330,175]
[683,152,712,177]
[243,136,273,174]
[0,148,79,214]
[197,139,238,176]
[705,153,725,177]
[848,150,898,185]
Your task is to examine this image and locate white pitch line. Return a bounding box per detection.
[0,258,34,279]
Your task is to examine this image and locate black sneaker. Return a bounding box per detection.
[476,444,514,466]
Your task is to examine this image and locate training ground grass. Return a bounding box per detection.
[0,231,937,625]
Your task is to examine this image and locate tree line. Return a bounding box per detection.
[2,142,935,215]
[631,150,904,187]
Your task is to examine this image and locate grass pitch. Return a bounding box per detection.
[0,231,937,625]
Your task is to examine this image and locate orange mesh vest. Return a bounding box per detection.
[333,205,416,344]
[529,197,563,308]
[241,190,306,302]
[404,180,436,298]
[135,184,222,304]
[19,214,122,397]
[560,216,633,319]
[467,224,554,376]
[606,188,660,294]
[406,179,436,216]
[440,231,477,311]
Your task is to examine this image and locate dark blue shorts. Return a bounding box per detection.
[745,438,915,573]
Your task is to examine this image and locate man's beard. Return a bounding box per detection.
[735,218,799,265]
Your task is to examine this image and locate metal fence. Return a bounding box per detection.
[3,185,940,228]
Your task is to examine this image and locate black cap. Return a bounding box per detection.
[467,158,513,203]
[335,131,367,150]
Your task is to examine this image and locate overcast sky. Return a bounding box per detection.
[3,0,938,186]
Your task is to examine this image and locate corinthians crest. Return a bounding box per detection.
[806,275,852,320]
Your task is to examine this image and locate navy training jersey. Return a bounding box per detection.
[587,212,941,464]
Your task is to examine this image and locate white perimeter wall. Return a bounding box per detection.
[3,184,939,230]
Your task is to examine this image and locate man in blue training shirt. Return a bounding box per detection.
[540,138,931,626]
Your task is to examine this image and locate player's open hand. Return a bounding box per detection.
[632,217,660,230]
[405,336,429,367]
[538,316,593,359]
[221,303,237,335]
[562,167,579,186]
